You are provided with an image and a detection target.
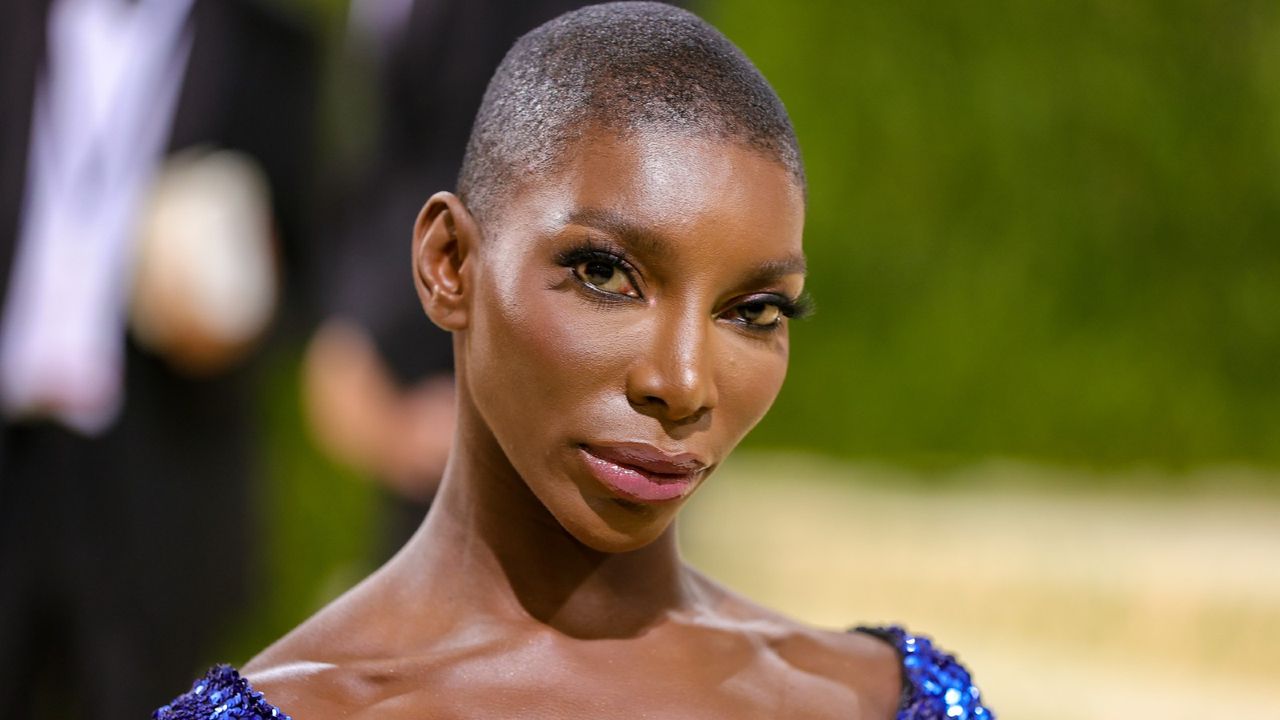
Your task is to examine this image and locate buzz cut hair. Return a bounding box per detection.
[456,1,805,225]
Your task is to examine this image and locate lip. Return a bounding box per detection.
[578,443,708,503]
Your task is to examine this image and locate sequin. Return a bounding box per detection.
[153,665,290,720]
[855,625,996,720]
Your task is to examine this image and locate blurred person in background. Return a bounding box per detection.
[304,0,600,559]
[0,0,317,717]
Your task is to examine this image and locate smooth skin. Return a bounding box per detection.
[242,129,901,719]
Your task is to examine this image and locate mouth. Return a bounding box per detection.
[578,443,708,503]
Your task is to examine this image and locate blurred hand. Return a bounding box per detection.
[303,319,454,501]
[130,150,278,375]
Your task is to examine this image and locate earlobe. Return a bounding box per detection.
[413,191,477,331]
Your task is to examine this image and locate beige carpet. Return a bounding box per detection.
[679,453,1280,720]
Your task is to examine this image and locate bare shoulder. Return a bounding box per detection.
[240,625,417,719]
[781,625,903,716]
[238,617,363,717]
[689,573,902,719]
[761,618,902,719]
[241,580,366,676]
[238,572,411,717]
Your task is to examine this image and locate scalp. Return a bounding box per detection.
[457,1,806,226]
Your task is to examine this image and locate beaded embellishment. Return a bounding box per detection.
[854,625,994,720]
[153,665,289,720]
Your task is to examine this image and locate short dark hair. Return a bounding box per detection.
[457,1,805,225]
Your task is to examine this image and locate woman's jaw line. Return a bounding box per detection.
[393,409,705,639]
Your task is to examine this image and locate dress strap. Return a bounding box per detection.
[852,625,995,720]
[153,665,289,720]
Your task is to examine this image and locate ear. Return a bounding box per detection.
[413,191,478,331]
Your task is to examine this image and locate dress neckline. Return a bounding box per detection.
[155,625,994,720]
[152,664,289,720]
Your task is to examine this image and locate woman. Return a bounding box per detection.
[157,4,993,718]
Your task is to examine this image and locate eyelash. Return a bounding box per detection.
[738,293,815,330]
[553,241,813,331]
[554,241,644,302]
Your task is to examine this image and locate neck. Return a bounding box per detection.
[393,402,695,640]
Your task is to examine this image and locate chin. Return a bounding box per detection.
[557,496,680,554]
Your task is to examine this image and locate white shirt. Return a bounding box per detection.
[0,0,196,433]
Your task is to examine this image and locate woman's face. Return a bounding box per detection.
[462,130,806,552]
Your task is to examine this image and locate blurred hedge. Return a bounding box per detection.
[708,1,1280,469]
[282,0,1280,469]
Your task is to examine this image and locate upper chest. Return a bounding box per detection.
[267,631,868,720]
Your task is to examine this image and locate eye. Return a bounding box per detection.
[721,292,812,331]
[574,257,639,298]
[732,299,783,327]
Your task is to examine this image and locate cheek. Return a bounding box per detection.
[466,264,626,450]
[716,333,789,441]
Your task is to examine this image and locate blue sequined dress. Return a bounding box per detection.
[153,625,994,720]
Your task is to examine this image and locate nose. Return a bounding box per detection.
[626,307,718,424]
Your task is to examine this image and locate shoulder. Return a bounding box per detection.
[160,570,397,717]
[152,661,368,719]
[229,567,443,716]
[160,652,380,719]
[232,615,374,716]
[853,625,996,720]
[774,622,905,719]
[695,579,995,719]
[696,582,902,718]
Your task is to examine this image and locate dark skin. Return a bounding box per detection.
[243,130,902,719]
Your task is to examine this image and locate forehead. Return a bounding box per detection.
[491,129,806,267]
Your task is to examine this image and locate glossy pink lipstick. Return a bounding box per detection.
[579,443,706,503]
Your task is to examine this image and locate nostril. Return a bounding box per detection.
[625,346,714,422]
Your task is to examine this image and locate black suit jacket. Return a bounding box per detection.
[0,0,318,690]
[0,0,318,326]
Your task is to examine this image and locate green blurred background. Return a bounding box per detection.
[720,1,1280,470]
[232,2,1280,719]
[285,0,1280,470]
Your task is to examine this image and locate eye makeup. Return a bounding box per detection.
[551,236,813,331]
[720,291,814,332]
[553,238,646,302]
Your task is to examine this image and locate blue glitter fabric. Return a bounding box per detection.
[153,665,289,720]
[854,625,995,720]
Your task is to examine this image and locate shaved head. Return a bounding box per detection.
[456,1,805,226]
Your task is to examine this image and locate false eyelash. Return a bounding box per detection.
[736,291,814,320]
[726,292,814,334]
[780,291,815,320]
[553,239,645,301]
[553,239,814,324]
[553,238,632,272]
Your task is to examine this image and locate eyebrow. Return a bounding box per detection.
[563,206,808,283]
[737,255,808,295]
[565,206,672,256]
